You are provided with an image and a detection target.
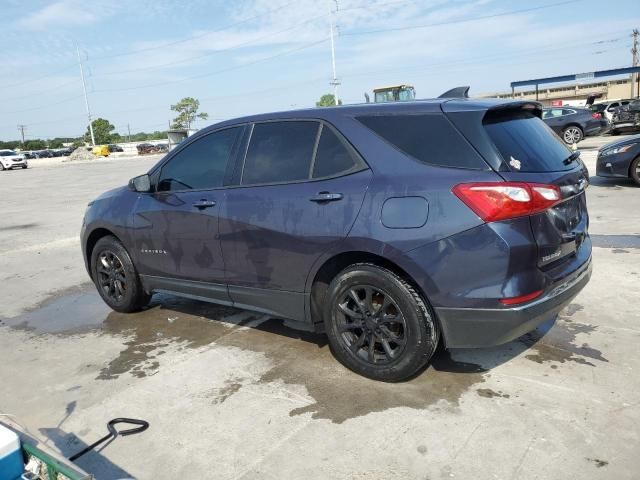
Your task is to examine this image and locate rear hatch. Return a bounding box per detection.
[482,107,590,270]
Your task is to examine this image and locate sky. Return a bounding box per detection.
[0,0,639,141]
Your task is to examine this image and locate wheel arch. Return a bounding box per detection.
[85,227,121,278]
[308,250,433,329]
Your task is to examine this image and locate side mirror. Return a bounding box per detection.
[129,174,152,193]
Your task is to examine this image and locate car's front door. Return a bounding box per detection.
[133,126,243,303]
[220,120,372,320]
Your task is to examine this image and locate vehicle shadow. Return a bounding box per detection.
[588,175,637,188]
[146,293,554,376]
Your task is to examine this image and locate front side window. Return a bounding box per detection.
[312,126,358,178]
[242,121,319,185]
[158,127,240,192]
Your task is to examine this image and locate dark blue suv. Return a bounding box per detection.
[82,98,592,381]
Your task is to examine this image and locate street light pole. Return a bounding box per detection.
[328,0,341,105]
[77,45,95,146]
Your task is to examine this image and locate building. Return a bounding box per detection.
[481,77,636,107]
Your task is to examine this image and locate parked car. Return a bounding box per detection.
[33,150,52,158]
[108,144,124,153]
[82,98,592,381]
[21,151,35,160]
[611,100,640,135]
[136,143,167,155]
[542,107,609,144]
[0,149,28,170]
[590,99,632,122]
[596,134,640,185]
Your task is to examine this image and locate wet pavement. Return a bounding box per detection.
[1,144,639,479]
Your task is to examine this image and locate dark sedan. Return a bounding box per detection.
[596,134,640,185]
[542,107,609,144]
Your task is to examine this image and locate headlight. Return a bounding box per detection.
[600,143,637,157]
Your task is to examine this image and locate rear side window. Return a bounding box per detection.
[356,114,486,169]
[242,121,319,184]
[484,111,573,172]
[312,126,358,178]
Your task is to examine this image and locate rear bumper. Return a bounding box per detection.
[435,256,592,348]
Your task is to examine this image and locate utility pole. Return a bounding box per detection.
[17,125,26,145]
[632,29,639,98]
[77,45,95,146]
[127,123,131,143]
[328,0,341,105]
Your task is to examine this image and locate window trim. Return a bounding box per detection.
[152,125,245,194]
[236,118,368,188]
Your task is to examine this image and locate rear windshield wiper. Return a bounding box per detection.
[563,151,580,165]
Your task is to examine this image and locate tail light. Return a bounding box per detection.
[452,182,561,222]
[592,112,602,119]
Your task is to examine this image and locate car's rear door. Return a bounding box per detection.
[482,107,590,277]
[133,126,244,302]
[220,120,371,320]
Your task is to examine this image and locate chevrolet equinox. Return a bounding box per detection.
[82,98,592,381]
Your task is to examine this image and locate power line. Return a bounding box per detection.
[91,0,301,60]
[93,37,329,94]
[341,0,580,36]
[93,12,331,78]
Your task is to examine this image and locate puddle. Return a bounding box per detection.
[590,234,640,249]
[218,320,489,423]
[0,289,111,333]
[520,303,608,367]
[476,388,510,399]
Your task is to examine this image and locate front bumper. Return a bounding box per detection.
[435,257,592,348]
[1,159,27,168]
[596,153,633,178]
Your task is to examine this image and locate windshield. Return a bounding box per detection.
[484,111,574,172]
[398,88,415,101]
[374,91,395,103]
[0,150,17,156]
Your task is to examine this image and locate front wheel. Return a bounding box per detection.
[90,235,150,313]
[562,125,583,144]
[631,157,640,186]
[323,263,440,382]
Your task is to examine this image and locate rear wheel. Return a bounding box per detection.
[562,125,583,144]
[631,156,640,186]
[323,263,439,382]
[0,163,5,171]
[90,235,150,313]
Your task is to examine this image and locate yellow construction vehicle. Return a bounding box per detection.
[370,84,416,103]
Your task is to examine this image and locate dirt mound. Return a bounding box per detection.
[65,148,95,162]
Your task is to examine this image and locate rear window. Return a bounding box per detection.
[356,114,486,169]
[483,111,573,172]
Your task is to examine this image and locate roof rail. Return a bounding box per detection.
[438,86,470,99]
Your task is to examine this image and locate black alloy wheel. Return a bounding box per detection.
[336,285,407,365]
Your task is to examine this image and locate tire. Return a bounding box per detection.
[90,235,150,313]
[562,125,583,144]
[323,263,440,382]
[21,165,27,169]
[0,164,5,171]
[630,156,640,186]
[611,129,620,136]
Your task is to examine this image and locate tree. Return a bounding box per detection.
[316,93,342,107]
[171,97,208,130]
[85,118,116,145]
[23,139,46,150]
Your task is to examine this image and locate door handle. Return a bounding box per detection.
[192,199,216,209]
[309,192,343,203]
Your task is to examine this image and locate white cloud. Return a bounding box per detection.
[18,1,98,30]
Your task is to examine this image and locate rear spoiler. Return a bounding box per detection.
[486,101,543,119]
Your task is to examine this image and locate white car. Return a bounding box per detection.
[0,150,28,171]
[591,100,632,122]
